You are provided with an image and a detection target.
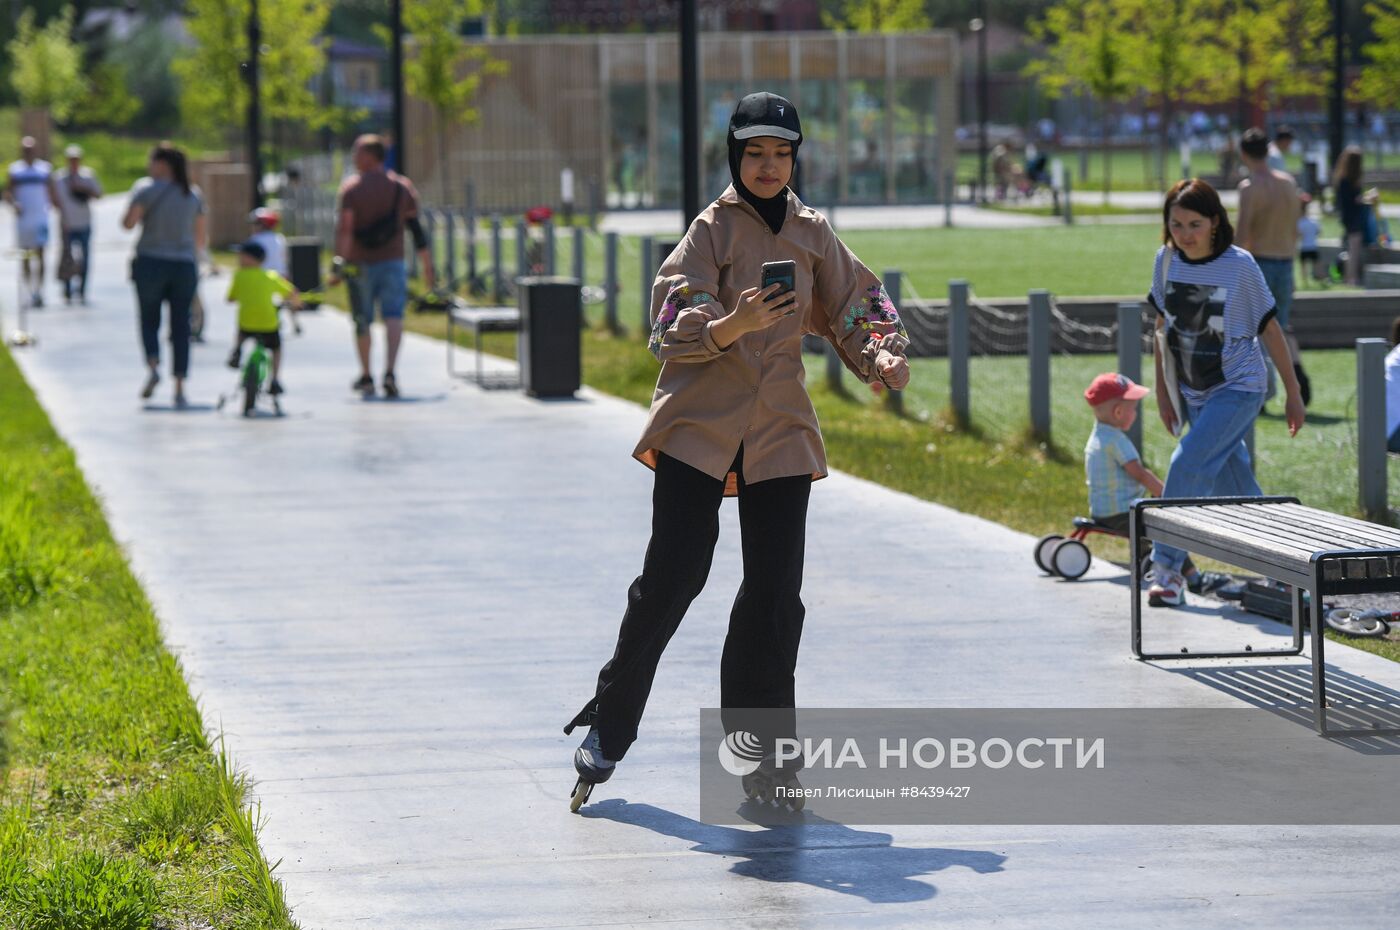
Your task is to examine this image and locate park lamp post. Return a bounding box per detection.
[680,0,701,228]
[244,0,264,210]
[391,0,405,176]
[1328,0,1345,174]
[970,12,988,204]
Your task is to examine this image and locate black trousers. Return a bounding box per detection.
[565,447,811,762]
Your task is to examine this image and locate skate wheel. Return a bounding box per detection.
[1034,534,1064,574]
[569,778,593,813]
[788,795,805,812]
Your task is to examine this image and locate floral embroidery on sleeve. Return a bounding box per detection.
[842,284,907,339]
[649,284,717,356]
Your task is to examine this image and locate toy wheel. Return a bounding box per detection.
[1034,535,1064,574]
[242,364,259,416]
[1051,539,1092,580]
[1325,608,1391,638]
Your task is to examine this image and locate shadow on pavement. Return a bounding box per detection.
[1172,663,1400,751]
[581,798,1006,904]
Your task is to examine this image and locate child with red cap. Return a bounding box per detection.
[1084,372,1219,592]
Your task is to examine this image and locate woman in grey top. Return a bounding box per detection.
[122,143,207,407]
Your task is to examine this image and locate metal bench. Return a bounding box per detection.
[1130,496,1400,736]
[446,304,520,389]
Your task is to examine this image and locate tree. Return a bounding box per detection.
[387,0,507,205]
[172,0,249,141]
[70,60,141,129]
[259,0,335,164]
[6,6,86,123]
[1356,0,1400,108]
[824,0,933,31]
[1197,0,1331,128]
[1025,0,1133,202]
[1119,0,1213,189]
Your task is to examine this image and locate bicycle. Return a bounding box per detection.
[218,337,278,417]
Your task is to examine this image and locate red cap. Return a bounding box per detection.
[1085,372,1149,406]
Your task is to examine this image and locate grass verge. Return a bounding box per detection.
[0,346,299,928]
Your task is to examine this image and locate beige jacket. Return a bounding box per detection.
[634,185,909,496]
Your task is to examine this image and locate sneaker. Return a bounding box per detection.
[226,349,242,370]
[173,391,188,410]
[1187,571,1233,596]
[382,372,399,399]
[30,292,43,309]
[140,371,160,399]
[352,374,375,395]
[268,379,284,396]
[1148,570,1186,608]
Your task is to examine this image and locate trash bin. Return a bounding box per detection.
[286,237,322,294]
[518,276,582,398]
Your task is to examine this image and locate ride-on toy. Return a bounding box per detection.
[1034,517,1127,581]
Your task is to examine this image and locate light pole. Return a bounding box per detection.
[1328,0,1345,174]
[245,0,264,210]
[971,11,988,204]
[680,0,701,227]
[391,0,405,176]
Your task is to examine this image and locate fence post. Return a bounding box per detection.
[573,226,585,284]
[544,219,556,276]
[640,235,654,332]
[1358,337,1389,522]
[1028,289,1052,442]
[491,214,503,303]
[445,210,457,288]
[1117,301,1144,454]
[943,169,954,228]
[1063,173,1073,226]
[466,183,478,283]
[948,279,970,427]
[883,269,904,414]
[516,219,528,282]
[605,231,619,334]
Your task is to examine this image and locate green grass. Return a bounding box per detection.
[0,347,299,928]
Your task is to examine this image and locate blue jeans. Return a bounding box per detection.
[347,259,407,335]
[63,227,91,299]
[132,255,197,378]
[1255,257,1293,329]
[1151,388,1264,574]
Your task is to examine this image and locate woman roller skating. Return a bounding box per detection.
[564,92,910,812]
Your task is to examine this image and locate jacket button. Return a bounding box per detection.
[750,386,758,393]
[754,350,761,357]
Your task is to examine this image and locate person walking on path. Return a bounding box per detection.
[1145,179,1305,608]
[52,144,103,305]
[4,136,57,308]
[122,142,207,408]
[330,134,434,399]
[1236,128,1309,405]
[563,92,911,809]
[1333,146,1379,286]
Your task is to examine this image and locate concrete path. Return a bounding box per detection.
[7,200,1400,929]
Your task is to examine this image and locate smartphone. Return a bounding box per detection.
[761,260,798,316]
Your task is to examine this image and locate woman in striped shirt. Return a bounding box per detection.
[1145,179,1306,607]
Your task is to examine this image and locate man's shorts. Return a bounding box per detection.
[16,221,48,252]
[1299,249,1319,263]
[347,259,407,334]
[238,329,281,351]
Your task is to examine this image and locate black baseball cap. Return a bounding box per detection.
[729,92,802,143]
[236,240,267,261]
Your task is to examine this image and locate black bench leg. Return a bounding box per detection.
[1130,510,1144,658]
[1291,584,1305,654]
[1309,580,1328,736]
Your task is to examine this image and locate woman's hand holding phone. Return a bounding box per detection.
[732,283,795,334]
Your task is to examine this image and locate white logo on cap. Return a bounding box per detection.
[777,105,785,116]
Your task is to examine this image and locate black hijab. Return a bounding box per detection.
[727,92,803,235]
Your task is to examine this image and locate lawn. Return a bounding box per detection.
[0,347,298,928]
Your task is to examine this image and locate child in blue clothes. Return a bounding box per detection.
[1083,372,1214,591]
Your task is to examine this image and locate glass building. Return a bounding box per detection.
[404,31,959,212]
